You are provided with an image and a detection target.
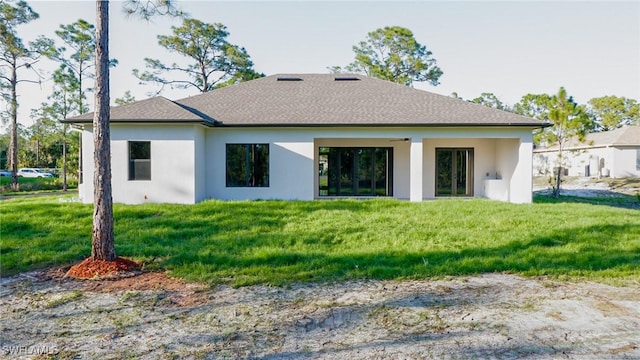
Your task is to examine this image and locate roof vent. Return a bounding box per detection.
[277,77,303,81]
[334,76,360,81]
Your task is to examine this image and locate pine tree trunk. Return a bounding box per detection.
[62,131,67,192]
[91,0,116,261]
[36,138,40,167]
[554,165,562,199]
[9,55,19,191]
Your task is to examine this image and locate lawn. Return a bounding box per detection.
[1,195,638,286]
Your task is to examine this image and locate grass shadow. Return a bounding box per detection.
[534,191,640,210]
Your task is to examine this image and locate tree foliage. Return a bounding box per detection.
[47,67,80,189]
[537,88,593,197]
[122,0,185,19]
[42,18,118,114]
[587,95,640,131]
[0,0,43,190]
[333,26,442,87]
[114,90,136,105]
[133,18,262,94]
[513,93,553,145]
[470,92,509,111]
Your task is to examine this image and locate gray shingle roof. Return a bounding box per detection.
[66,74,546,127]
[536,125,640,151]
[64,96,210,124]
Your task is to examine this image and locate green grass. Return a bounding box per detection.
[1,195,639,286]
[0,177,78,194]
[534,193,640,209]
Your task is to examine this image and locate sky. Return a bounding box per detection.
[6,0,640,129]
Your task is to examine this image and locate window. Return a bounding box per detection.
[226,144,269,187]
[129,141,151,180]
[318,147,393,197]
[436,148,474,197]
[637,149,640,171]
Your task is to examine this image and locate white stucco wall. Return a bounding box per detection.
[533,146,639,179]
[79,124,201,204]
[612,147,640,178]
[78,128,94,203]
[205,128,316,200]
[80,125,536,204]
[509,139,533,203]
[419,128,533,203]
[194,126,207,202]
[423,137,495,198]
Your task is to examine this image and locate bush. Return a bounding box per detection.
[0,176,78,194]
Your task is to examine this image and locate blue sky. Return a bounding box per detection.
[9,1,640,127]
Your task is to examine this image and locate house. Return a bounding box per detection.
[533,125,640,178]
[64,74,546,205]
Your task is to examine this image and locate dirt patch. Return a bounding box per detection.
[534,176,640,197]
[1,270,638,359]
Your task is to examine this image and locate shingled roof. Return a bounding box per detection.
[536,125,640,151]
[66,74,545,127]
[64,96,211,124]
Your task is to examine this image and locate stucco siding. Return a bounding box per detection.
[533,146,639,178]
[613,147,640,178]
[113,125,197,204]
[423,138,495,199]
[78,128,95,203]
[509,139,533,203]
[80,124,199,204]
[205,128,316,200]
[194,126,207,202]
[79,125,535,204]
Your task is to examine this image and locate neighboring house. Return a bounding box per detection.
[533,125,640,178]
[64,74,545,205]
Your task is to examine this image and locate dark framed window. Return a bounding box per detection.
[226,144,269,187]
[435,148,474,197]
[318,147,393,197]
[636,149,640,171]
[129,141,151,181]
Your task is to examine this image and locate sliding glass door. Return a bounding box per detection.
[318,147,393,197]
[436,148,474,197]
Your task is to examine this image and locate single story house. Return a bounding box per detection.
[533,125,640,178]
[65,74,546,204]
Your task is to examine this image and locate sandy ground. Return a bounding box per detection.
[1,270,639,360]
[533,177,640,198]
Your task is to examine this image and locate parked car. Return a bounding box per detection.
[0,169,12,177]
[17,168,54,178]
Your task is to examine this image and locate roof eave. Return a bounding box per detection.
[60,119,216,127]
[212,122,549,128]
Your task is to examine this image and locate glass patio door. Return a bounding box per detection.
[436,148,474,197]
[318,147,393,197]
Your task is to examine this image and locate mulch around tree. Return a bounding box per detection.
[65,257,141,280]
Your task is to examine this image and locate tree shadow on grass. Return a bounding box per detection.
[534,190,640,210]
[157,222,639,286]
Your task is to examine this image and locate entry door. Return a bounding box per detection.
[436,148,474,197]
